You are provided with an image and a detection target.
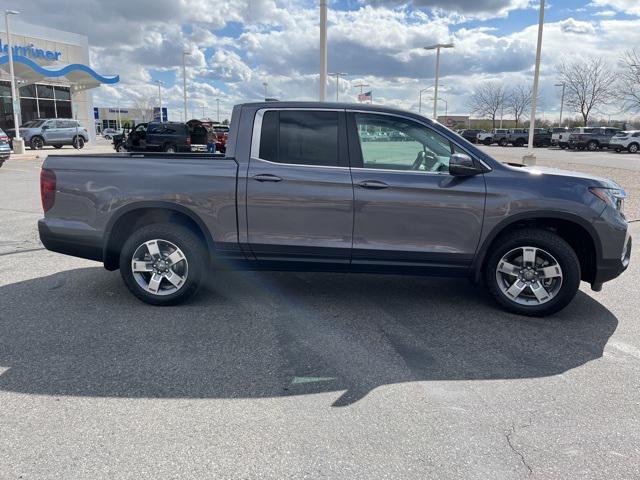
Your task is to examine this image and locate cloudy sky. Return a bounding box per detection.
[5,0,640,121]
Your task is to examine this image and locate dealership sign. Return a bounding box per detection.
[0,39,62,62]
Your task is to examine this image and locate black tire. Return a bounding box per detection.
[628,143,639,154]
[53,145,63,149]
[116,144,127,153]
[515,139,525,147]
[73,136,85,149]
[499,138,508,147]
[30,136,44,150]
[587,140,598,151]
[483,138,492,146]
[615,148,622,153]
[560,144,567,149]
[163,143,177,153]
[119,223,207,306]
[484,228,581,317]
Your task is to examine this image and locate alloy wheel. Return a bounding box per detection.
[495,246,563,306]
[131,239,189,296]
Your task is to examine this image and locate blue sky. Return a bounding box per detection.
[4,0,640,121]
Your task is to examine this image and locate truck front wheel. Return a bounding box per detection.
[484,229,580,317]
[119,223,207,306]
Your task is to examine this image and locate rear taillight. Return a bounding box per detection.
[40,168,56,213]
[186,137,191,145]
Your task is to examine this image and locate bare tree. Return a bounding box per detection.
[131,95,157,122]
[506,84,532,127]
[469,81,505,129]
[556,57,617,126]
[618,49,640,113]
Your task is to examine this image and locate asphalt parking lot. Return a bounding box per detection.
[1,147,639,479]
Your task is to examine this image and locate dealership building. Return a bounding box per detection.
[0,19,118,142]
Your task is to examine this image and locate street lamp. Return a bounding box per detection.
[5,9,24,153]
[525,0,545,163]
[319,0,328,101]
[216,98,220,122]
[555,82,566,126]
[155,80,164,122]
[424,43,454,120]
[418,86,433,114]
[328,72,347,101]
[182,51,191,122]
[262,82,268,100]
[429,97,448,123]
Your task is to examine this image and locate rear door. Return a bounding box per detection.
[347,112,486,274]
[246,109,353,264]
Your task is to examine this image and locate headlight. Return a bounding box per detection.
[590,187,626,215]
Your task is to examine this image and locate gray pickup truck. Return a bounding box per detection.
[38,102,631,316]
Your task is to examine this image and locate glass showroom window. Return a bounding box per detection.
[17,83,73,123]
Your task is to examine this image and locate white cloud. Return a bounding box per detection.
[588,0,640,16]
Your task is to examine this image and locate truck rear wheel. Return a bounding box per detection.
[119,223,207,306]
[484,229,580,317]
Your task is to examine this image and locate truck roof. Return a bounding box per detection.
[238,101,437,123]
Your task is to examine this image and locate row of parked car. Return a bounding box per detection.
[112,119,230,154]
[456,126,640,153]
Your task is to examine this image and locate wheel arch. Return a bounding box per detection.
[472,212,601,285]
[103,202,216,271]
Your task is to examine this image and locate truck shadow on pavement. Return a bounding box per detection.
[0,267,618,407]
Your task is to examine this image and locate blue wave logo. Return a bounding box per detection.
[0,55,119,84]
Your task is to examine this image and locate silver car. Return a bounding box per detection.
[11,119,89,150]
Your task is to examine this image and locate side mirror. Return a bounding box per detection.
[449,153,483,177]
[41,125,49,131]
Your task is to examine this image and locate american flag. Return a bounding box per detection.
[358,91,372,102]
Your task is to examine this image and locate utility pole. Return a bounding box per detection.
[328,72,347,101]
[555,82,566,126]
[182,51,190,122]
[262,82,268,100]
[319,0,328,101]
[525,0,545,164]
[155,80,163,122]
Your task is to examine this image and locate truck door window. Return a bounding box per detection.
[258,110,339,167]
[354,113,454,173]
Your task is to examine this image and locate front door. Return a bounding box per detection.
[246,109,353,265]
[348,112,486,274]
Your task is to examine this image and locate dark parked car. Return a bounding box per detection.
[568,127,621,151]
[113,121,209,153]
[0,128,10,167]
[39,102,631,317]
[459,129,484,143]
[502,128,551,147]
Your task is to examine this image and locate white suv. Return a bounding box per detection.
[609,131,640,153]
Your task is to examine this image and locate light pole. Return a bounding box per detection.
[429,97,448,123]
[319,0,328,101]
[216,98,220,122]
[328,72,347,101]
[424,43,454,120]
[155,80,164,122]
[525,0,545,163]
[555,82,566,126]
[418,86,434,114]
[262,82,268,100]
[182,51,190,122]
[5,9,24,153]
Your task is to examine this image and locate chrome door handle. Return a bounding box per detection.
[356,180,389,189]
[253,174,283,182]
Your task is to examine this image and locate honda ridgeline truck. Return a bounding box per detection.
[38,102,631,317]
